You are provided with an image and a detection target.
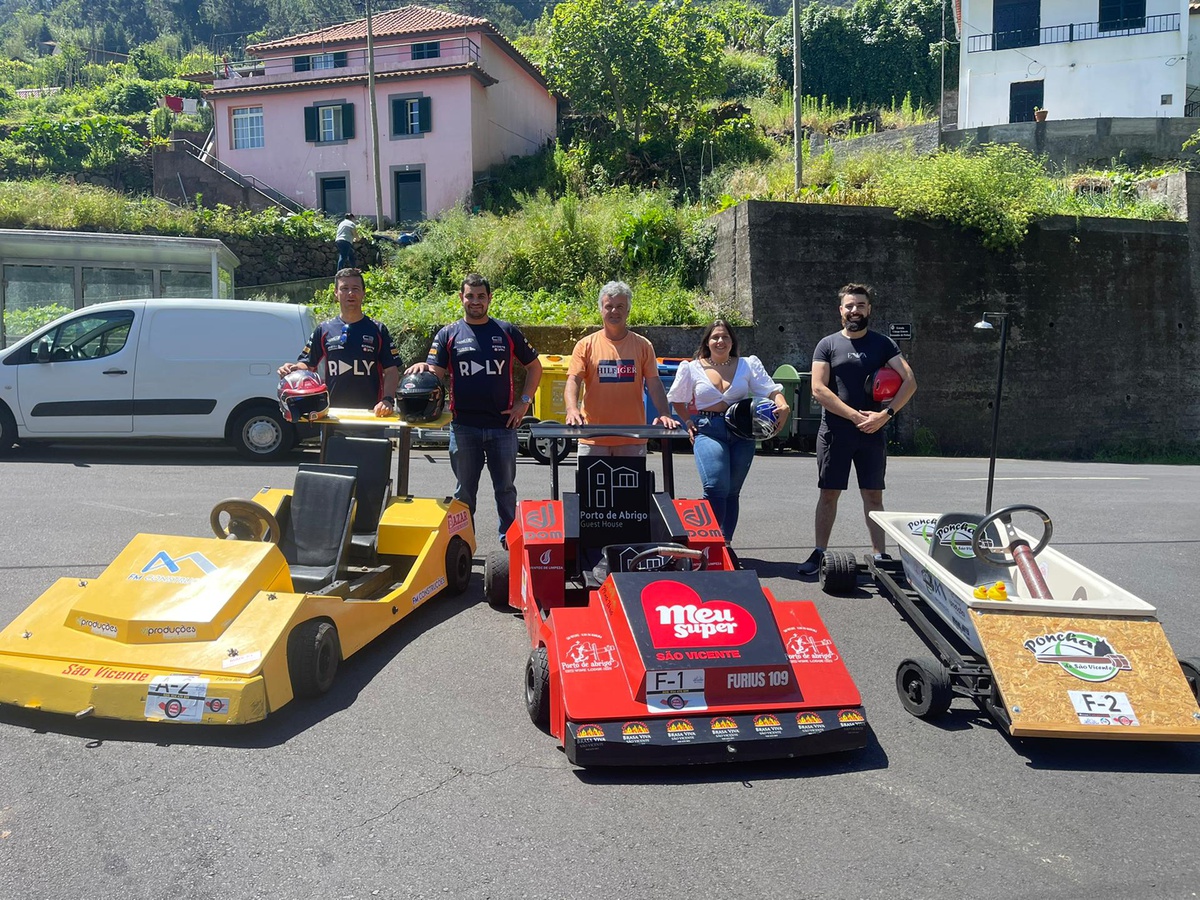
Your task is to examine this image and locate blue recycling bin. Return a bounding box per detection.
[645,357,687,424]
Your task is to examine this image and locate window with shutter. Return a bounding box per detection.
[389,94,431,138]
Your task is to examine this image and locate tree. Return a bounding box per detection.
[543,0,721,141]
[768,0,957,109]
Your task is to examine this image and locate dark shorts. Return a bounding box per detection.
[816,425,887,491]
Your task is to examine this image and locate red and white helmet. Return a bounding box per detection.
[278,370,329,422]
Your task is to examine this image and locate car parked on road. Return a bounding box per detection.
[0,298,315,460]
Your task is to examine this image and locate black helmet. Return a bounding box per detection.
[724,397,782,441]
[277,370,329,423]
[397,370,445,423]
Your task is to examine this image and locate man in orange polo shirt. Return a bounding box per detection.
[563,281,680,456]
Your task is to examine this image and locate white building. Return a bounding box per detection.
[956,0,1200,127]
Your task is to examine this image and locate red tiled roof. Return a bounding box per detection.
[204,62,498,96]
[248,5,489,52]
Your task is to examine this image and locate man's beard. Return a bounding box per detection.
[844,315,869,333]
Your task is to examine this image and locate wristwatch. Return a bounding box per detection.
[885,407,895,418]
[520,394,532,405]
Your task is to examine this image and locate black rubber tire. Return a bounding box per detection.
[1178,657,1200,703]
[287,620,340,699]
[443,536,472,596]
[525,645,551,729]
[230,404,294,461]
[896,656,954,719]
[529,433,572,465]
[516,415,539,457]
[820,550,859,594]
[484,551,510,609]
[0,403,15,454]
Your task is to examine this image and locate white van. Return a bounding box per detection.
[0,298,316,460]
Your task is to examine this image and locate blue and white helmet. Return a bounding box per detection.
[725,397,782,441]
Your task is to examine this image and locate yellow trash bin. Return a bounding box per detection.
[521,353,574,464]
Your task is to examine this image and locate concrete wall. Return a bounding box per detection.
[153,142,280,212]
[942,117,1200,169]
[809,123,940,166]
[705,194,1200,456]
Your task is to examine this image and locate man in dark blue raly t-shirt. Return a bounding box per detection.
[406,273,542,545]
[278,268,401,415]
[796,283,916,575]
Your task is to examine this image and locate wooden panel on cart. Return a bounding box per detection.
[972,609,1200,741]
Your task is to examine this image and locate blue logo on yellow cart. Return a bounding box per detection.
[129,551,218,583]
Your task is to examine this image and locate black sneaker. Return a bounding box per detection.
[873,552,893,562]
[796,549,824,575]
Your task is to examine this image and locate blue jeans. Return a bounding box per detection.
[449,423,519,542]
[691,414,756,541]
[336,240,356,271]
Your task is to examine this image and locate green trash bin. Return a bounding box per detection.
[772,364,823,452]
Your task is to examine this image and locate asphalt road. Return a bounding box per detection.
[1,440,1198,900]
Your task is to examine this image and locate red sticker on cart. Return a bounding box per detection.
[641,580,757,648]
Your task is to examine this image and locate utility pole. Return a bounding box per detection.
[939,0,946,129]
[365,0,384,226]
[792,0,802,193]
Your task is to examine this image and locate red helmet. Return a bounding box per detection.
[278,370,329,422]
[866,367,902,403]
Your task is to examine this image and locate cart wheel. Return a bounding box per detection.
[820,550,859,594]
[529,433,572,465]
[516,415,539,457]
[1178,657,1200,703]
[896,656,953,719]
[484,550,510,609]
[288,620,340,699]
[443,536,472,596]
[525,645,551,730]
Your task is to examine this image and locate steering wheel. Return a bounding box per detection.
[971,504,1053,568]
[210,498,281,544]
[629,544,707,572]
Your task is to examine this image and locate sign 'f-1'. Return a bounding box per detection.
[459,360,507,376]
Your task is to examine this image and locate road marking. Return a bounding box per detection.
[78,501,171,516]
[958,477,1147,482]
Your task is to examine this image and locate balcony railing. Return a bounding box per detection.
[967,12,1179,52]
[212,36,482,87]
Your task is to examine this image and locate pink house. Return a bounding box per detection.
[203,5,557,224]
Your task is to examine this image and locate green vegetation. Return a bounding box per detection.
[314,188,721,335]
[0,0,1182,329]
[724,144,1178,250]
[0,179,334,238]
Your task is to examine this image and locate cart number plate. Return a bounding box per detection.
[1068,690,1140,727]
[145,675,209,723]
[646,669,706,713]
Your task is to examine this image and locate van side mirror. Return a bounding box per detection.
[35,340,51,363]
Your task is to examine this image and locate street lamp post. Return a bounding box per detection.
[792,0,802,192]
[973,312,1010,514]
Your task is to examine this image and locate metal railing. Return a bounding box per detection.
[213,36,482,85]
[967,12,1179,52]
[168,138,306,213]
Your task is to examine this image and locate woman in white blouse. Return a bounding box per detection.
[667,320,790,541]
